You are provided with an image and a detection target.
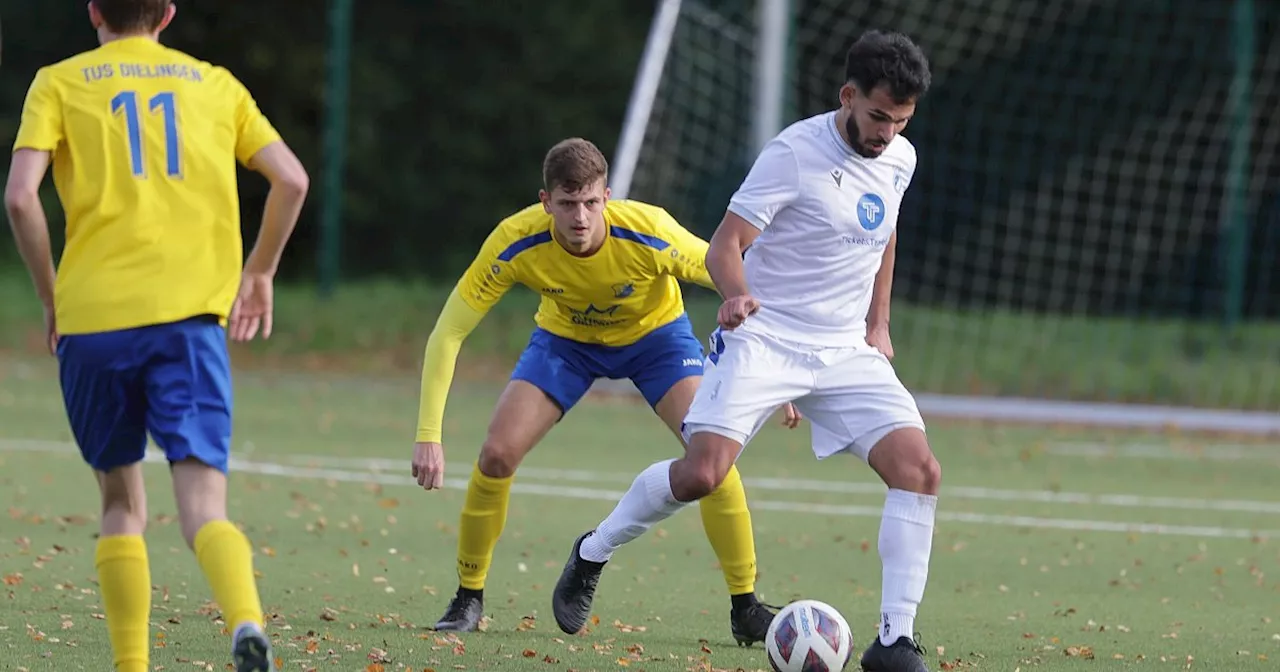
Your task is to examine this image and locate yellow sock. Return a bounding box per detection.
[456,462,513,590]
[95,535,151,672]
[193,520,264,632]
[698,464,758,596]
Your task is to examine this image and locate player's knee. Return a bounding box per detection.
[477,440,522,479]
[916,452,942,494]
[670,456,730,502]
[869,430,941,496]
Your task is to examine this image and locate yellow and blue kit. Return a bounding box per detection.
[416,199,717,442]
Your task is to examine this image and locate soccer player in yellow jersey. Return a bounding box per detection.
[410,138,797,643]
[4,2,308,671]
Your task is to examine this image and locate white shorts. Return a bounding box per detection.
[682,326,926,461]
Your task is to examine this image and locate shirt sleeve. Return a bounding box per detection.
[653,209,716,292]
[453,224,521,314]
[414,226,521,442]
[726,138,800,230]
[222,68,284,165]
[414,288,487,443]
[13,68,63,152]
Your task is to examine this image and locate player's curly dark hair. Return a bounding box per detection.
[844,30,932,104]
[542,138,609,194]
[92,0,171,34]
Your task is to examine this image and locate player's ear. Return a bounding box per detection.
[87,1,103,30]
[158,2,177,32]
[603,186,611,202]
[539,189,551,212]
[839,82,856,109]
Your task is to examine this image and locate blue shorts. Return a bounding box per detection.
[56,314,233,473]
[511,313,706,413]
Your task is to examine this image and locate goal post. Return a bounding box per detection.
[611,0,1280,433]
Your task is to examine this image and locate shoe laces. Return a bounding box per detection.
[442,593,477,621]
[569,562,602,592]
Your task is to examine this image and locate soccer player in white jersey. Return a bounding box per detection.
[551,31,937,671]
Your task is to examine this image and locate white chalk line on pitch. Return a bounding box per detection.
[231,452,1280,516]
[1047,441,1280,463]
[1,438,1277,540]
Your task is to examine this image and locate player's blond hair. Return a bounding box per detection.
[92,0,171,33]
[542,138,609,194]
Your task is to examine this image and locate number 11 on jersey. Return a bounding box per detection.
[111,90,183,179]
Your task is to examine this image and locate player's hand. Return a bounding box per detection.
[412,441,445,490]
[866,323,894,359]
[42,304,58,356]
[717,295,760,330]
[780,402,803,429]
[229,272,275,342]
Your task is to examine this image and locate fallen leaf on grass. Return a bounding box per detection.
[522,649,537,658]
[1064,646,1095,659]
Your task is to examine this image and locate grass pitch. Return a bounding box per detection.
[1,355,1278,671]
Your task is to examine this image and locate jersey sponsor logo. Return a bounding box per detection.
[568,303,624,327]
[681,358,703,368]
[856,193,886,231]
[612,283,634,298]
[893,168,909,194]
[541,287,564,295]
[840,234,889,248]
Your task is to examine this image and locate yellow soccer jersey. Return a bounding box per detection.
[413,199,715,442]
[12,37,282,335]
[459,199,714,346]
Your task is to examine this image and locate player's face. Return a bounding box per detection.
[839,82,916,158]
[540,179,610,253]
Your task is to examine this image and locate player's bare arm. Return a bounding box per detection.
[4,148,58,353]
[707,211,763,329]
[231,141,310,342]
[866,229,897,358]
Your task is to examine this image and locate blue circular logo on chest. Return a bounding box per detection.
[856,193,886,231]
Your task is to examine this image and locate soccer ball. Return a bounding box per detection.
[764,599,854,672]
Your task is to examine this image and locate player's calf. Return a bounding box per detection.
[94,464,153,672]
[172,459,267,647]
[864,428,938,660]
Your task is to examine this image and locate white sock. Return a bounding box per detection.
[877,488,936,646]
[579,459,687,563]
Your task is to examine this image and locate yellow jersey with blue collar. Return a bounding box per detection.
[413,199,715,443]
[457,199,714,346]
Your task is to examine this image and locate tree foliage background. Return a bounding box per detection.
[0,0,655,281]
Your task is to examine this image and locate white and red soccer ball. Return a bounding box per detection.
[764,599,855,672]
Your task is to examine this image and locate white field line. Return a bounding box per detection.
[2,439,1278,540]
[1048,441,1280,462]
[229,452,1280,516]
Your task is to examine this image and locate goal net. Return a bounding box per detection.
[614,0,1280,427]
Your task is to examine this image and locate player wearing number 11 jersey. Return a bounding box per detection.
[5,2,309,671]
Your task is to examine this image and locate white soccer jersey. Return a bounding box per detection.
[727,110,917,347]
